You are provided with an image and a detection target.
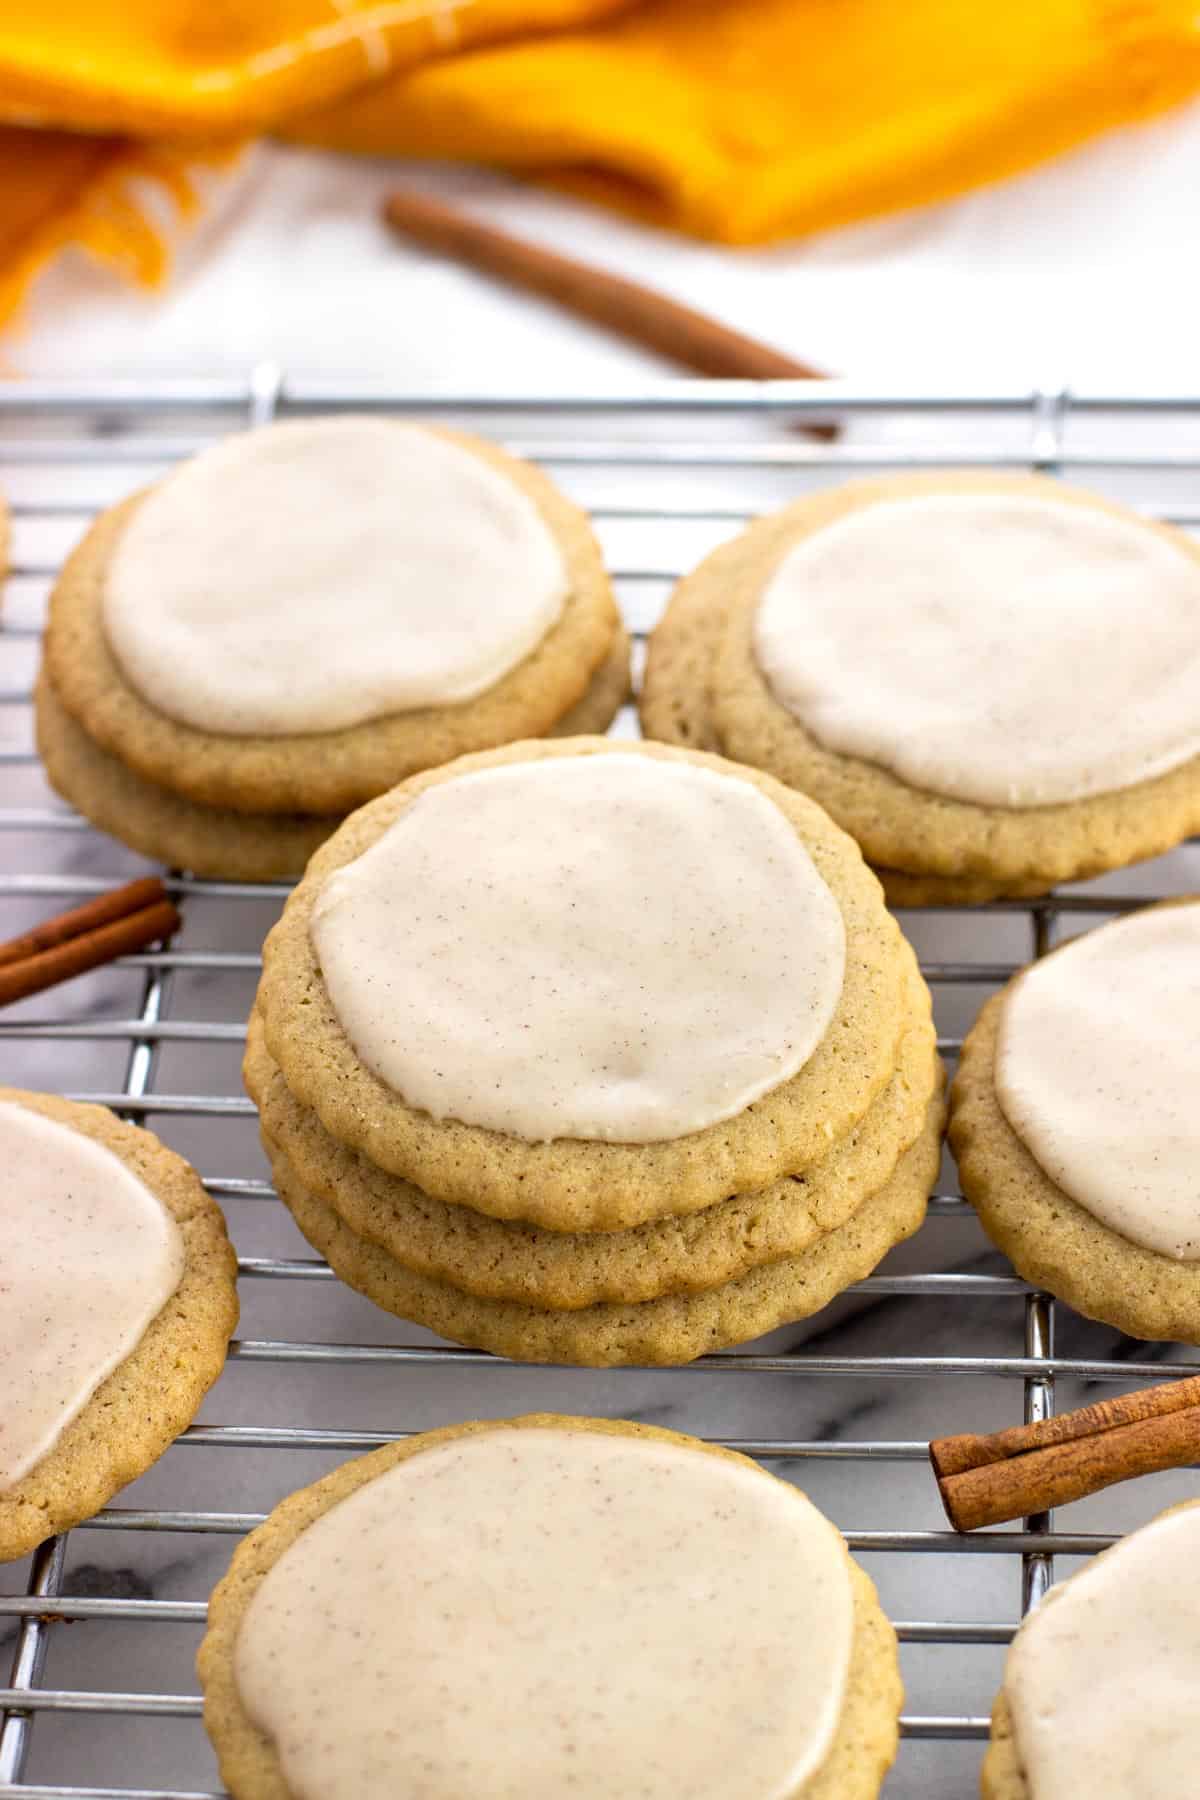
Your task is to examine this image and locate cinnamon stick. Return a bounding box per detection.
[383,189,834,429]
[931,1376,1200,1532]
[0,878,180,1006]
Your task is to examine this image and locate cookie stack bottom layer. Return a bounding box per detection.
[267,1121,939,1367]
[245,949,943,1369]
[35,629,631,881]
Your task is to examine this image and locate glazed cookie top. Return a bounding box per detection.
[1004,1502,1200,1797]
[0,1098,184,1490]
[994,902,1200,1260]
[753,493,1200,807]
[259,739,907,1230]
[311,754,846,1142]
[232,1422,855,1800]
[102,418,569,737]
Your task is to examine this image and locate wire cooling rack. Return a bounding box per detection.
[2,373,1199,1799]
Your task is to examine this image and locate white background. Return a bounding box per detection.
[8,97,1200,387]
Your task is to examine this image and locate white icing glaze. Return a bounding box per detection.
[234,1426,856,1800]
[995,903,1200,1260]
[753,494,1200,807]
[102,418,568,736]
[1006,1505,1200,1798]
[310,755,846,1143]
[0,1101,184,1492]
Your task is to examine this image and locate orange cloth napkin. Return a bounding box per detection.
[2,0,1200,326]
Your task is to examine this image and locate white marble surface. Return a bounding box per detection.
[3,112,1200,1796]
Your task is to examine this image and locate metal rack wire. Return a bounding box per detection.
[2,373,1199,1798]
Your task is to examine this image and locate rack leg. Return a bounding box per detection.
[1021,1292,1056,1613]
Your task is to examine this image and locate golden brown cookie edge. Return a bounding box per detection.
[263,1086,941,1367]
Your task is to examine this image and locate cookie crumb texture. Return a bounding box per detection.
[641,471,1200,893]
[0,1089,238,1563]
[243,944,936,1312]
[265,1095,940,1365]
[199,1416,903,1799]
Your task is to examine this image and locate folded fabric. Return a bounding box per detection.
[2,0,1200,326]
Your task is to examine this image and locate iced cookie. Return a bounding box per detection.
[641,472,1200,900]
[255,737,912,1233]
[950,899,1200,1341]
[199,1415,902,1799]
[983,1499,1200,1798]
[248,736,941,1362]
[0,1088,238,1562]
[38,417,625,877]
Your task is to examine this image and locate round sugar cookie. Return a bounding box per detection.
[0,1089,238,1562]
[42,421,620,817]
[199,1414,903,1800]
[641,472,1200,895]
[982,1500,1200,1799]
[950,900,1200,1342]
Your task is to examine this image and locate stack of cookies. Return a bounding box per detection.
[248,737,943,1366]
[37,416,627,879]
[641,471,1200,902]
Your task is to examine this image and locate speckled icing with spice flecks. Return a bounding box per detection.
[0,1101,184,1490]
[310,756,847,1142]
[233,1426,855,1800]
[102,418,568,736]
[1006,1505,1200,1797]
[994,903,1200,1260]
[753,495,1200,806]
